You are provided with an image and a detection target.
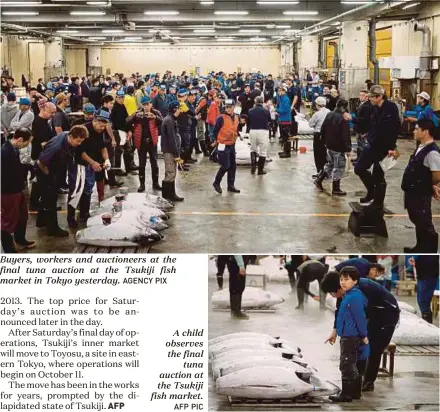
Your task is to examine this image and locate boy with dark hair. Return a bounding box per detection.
[330,267,369,403]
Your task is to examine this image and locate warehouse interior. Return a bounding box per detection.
[208,255,440,411]
[1,0,440,253]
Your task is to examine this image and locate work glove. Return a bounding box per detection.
[103,159,111,169]
[174,157,184,165]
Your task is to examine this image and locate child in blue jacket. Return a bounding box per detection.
[330,266,370,403]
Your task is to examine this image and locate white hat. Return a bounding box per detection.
[315,96,327,107]
[417,91,430,101]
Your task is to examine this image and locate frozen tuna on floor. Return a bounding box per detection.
[87,210,168,232]
[76,223,163,247]
[212,287,284,309]
[216,366,314,399]
[391,310,439,345]
[209,332,283,346]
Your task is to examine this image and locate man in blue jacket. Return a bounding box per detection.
[335,257,385,280]
[329,267,369,402]
[276,85,292,158]
[407,92,439,127]
[322,271,400,394]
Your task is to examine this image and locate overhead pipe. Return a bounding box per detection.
[368,19,379,85]
[414,22,432,79]
[1,23,90,43]
[318,37,326,68]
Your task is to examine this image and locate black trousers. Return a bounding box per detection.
[405,194,437,249]
[340,337,361,381]
[313,132,327,173]
[227,257,246,295]
[216,255,229,287]
[138,140,158,181]
[354,147,386,192]
[364,324,396,383]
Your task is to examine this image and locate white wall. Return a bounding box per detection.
[391,3,440,109]
[298,35,319,71]
[64,45,281,76]
[65,48,86,76]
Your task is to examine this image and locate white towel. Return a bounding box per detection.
[69,164,86,209]
[118,130,127,146]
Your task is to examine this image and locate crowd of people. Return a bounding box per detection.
[1,70,439,253]
[213,254,438,402]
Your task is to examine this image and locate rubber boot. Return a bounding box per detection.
[250,152,257,174]
[257,156,267,175]
[152,167,162,190]
[171,181,184,201]
[329,380,354,402]
[422,311,433,324]
[365,183,386,212]
[36,209,47,228]
[114,149,127,176]
[123,152,137,174]
[195,140,202,154]
[29,181,41,211]
[236,293,249,319]
[13,222,36,250]
[162,181,171,200]
[352,376,363,400]
[362,381,374,392]
[1,230,16,253]
[184,148,197,164]
[96,180,105,203]
[200,141,209,156]
[314,170,327,191]
[230,293,238,318]
[137,176,146,193]
[108,170,123,188]
[332,180,346,196]
[216,274,223,290]
[279,141,291,158]
[47,209,69,237]
[359,174,375,205]
[79,194,92,222]
[67,205,79,228]
[295,287,305,309]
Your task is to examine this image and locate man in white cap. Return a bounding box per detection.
[407,92,439,128]
[309,96,330,178]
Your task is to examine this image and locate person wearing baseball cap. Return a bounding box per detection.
[352,84,400,210]
[212,98,241,194]
[166,84,178,105]
[402,118,440,253]
[126,95,163,193]
[176,88,194,165]
[309,96,330,178]
[10,97,34,132]
[160,101,184,202]
[153,84,169,118]
[406,91,439,128]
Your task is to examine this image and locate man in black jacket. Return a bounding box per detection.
[353,85,400,210]
[322,272,400,394]
[352,90,372,160]
[314,99,351,196]
[161,101,184,202]
[408,255,439,323]
[402,119,440,253]
[296,259,328,309]
[1,128,35,252]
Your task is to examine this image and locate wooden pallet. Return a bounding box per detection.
[71,245,151,253]
[395,345,439,356]
[228,395,323,408]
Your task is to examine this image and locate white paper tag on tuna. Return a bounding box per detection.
[218,143,226,151]
[380,155,397,173]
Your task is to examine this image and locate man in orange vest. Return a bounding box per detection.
[212,99,240,194]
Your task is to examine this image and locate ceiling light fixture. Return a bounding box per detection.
[149,29,171,33]
[70,11,106,15]
[284,29,300,33]
[283,11,319,15]
[331,21,341,25]
[402,2,420,9]
[276,25,291,28]
[86,1,108,5]
[214,11,249,15]
[88,37,106,40]
[2,11,39,15]
[257,1,299,4]
[239,29,261,33]
[56,30,79,34]
[217,37,235,41]
[341,1,373,4]
[1,1,42,5]
[144,11,180,15]
[200,1,214,4]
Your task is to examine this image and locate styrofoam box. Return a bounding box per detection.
[246,265,267,289]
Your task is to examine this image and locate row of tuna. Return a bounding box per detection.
[76,192,174,247]
[209,332,339,400]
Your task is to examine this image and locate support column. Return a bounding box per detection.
[44,36,65,80]
[298,35,319,74]
[340,20,369,98]
[280,43,295,77]
[87,45,102,77]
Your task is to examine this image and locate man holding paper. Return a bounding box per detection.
[402,119,440,253]
[351,85,401,210]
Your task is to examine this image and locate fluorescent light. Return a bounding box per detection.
[239,29,261,33]
[86,1,108,4]
[102,29,124,33]
[217,37,235,41]
[2,11,39,15]
[218,25,240,29]
[214,11,249,15]
[276,25,291,28]
[341,1,373,4]
[149,29,171,33]
[284,29,300,33]
[1,1,41,5]
[56,30,79,34]
[258,1,299,4]
[70,11,106,15]
[123,37,143,41]
[194,29,216,33]
[250,37,267,41]
[402,2,419,9]
[331,21,341,25]
[144,11,180,15]
[88,37,106,40]
[266,24,276,28]
[283,11,319,15]
[200,1,214,4]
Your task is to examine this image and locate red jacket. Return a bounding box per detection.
[127,108,163,150]
[207,101,220,126]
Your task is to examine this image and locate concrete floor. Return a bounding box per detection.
[23,137,440,253]
[207,260,440,412]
